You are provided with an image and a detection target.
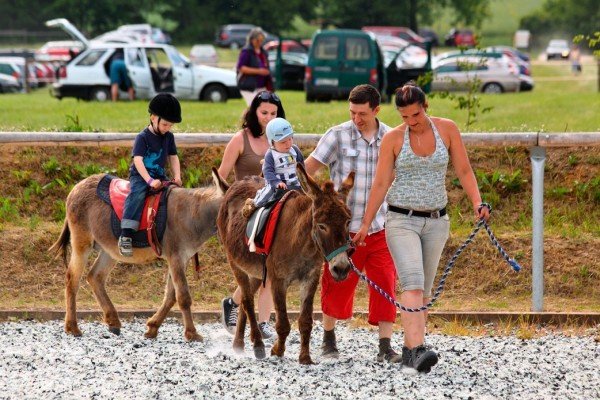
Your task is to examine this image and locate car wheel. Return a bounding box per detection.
[202,84,227,102]
[90,87,110,102]
[482,82,503,94]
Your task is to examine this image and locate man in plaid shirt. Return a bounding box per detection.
[304,85,401,363]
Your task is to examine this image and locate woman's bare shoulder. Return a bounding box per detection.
[430,116,459,131]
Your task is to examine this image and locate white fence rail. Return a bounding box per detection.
[2,131,600,311]
[1,131,600,147]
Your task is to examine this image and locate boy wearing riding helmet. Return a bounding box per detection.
[118,93,183,257]
[242,117,305,218]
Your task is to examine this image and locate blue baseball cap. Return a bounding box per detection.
[266,118,294,142]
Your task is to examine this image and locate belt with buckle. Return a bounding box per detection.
[388,205,447,219]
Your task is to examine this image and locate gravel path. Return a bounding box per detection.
[1,319,598,399]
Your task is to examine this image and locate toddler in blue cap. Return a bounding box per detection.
[242,117,305,218]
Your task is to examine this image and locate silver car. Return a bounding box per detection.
[431,56,521,94]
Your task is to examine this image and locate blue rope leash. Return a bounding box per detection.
[351,203,521,313]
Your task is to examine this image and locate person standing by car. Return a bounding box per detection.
[110,51,135,102]
[352,82,490,373]
[218,90,285,339]
[304,84,402,364]
[570,45,582,75]
[236,28,273,106]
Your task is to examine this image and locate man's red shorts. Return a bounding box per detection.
[321,230,397,326]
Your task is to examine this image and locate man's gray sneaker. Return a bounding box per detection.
[259,321,274,339]
[321,328,339,359]
[221,297,238,335]
[118,236,133,257]
[402,345,438,373]
[377,348,403,363]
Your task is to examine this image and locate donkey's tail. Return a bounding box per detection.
[49,219,70,267]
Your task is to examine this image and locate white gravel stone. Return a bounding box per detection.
[0,319,598,399]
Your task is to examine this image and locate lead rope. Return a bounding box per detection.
[351,203,521,312]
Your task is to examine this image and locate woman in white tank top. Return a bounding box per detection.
[353,82,490,373]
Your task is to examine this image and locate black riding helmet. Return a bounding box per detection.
[148,93,182,123]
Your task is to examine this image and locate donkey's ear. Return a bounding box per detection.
[337,171,355,202]
[211,167,229,197]
[297,163,321,199]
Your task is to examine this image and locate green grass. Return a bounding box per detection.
[0,61,598,133]
[425,0,545,48]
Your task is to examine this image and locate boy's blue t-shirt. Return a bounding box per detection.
[129,127,177,179]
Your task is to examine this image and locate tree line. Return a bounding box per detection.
[0,0,597,44]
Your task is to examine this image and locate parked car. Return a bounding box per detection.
[545,39,570,60]
[418,28,439,47]
[444,28,476,47]
[0,72,21,93]
[189,44,218,67]
[214,24,277,49]
[46,18,240,102]
[111,24,154,43]
[263,40,308,54]
[484,46,531,76]
[268,48,307,90]
[485,45,530,63]
[431,56,520,94]
[0,56,38,89]
[93,31,145,44]
[35,40,83,62]
[384,45,430,98]
[305,29,385,102]
[362,26,427,47]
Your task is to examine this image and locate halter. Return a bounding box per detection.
[324,241,354,262]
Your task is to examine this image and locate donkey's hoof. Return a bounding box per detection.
[108,327,121,336]
[299,356,314,365]
[254,345,266,359]
[144,331,158,339]
[66,328,82,337]
[185,332,203,342]
[65,323,82,337]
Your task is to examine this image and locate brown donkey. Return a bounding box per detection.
[50,168,229,341]
[217,164,354,364]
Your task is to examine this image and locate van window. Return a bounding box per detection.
[76,50,106,66]
[345,37,371,61]
[313,36,339,60]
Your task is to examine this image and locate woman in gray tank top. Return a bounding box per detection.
[353,82,490,373]
[217,91,285,340]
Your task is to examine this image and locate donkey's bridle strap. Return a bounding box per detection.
[325,242,353,262]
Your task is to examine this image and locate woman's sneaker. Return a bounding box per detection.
[402,345,438,373]
[258,321,274,339]
[221,297,239,335]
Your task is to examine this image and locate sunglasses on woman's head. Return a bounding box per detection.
[257,91,280,103]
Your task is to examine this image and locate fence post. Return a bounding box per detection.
[530,146,546,312]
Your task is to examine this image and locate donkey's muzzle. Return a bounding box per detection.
[329,256,351,282]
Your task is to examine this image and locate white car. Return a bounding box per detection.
[431,56,521,94]
[545,39,570,60]
[46,18,240,102]
[189,44,218,67]
[0,72,21,93]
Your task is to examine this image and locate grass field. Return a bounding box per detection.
[0,61,598,134]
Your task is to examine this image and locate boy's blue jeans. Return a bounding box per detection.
[121,175,150,231]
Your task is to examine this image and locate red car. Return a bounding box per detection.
[264,40,308,53]
[444,29,476,47]
[35,40,83,62]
